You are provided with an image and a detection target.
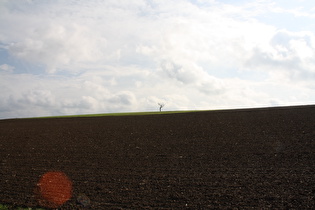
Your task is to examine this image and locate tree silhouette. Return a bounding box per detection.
[158,103,165,112]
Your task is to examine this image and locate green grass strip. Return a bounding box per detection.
[31,110,205,119]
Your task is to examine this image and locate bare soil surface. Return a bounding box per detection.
[1,105,315,209]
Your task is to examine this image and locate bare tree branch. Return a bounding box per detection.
[158,103,165,112]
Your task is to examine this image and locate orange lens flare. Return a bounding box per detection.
[36,171,72,208]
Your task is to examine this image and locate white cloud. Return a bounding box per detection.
[7,22,107,73]
[244,30,315,81]
[0,64,14,72]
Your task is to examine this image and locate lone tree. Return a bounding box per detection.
[158,103,165,112]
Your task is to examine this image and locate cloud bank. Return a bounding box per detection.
[1,0,315,118]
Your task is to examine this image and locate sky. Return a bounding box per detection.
[1,0,315,119]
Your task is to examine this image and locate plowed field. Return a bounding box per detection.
[1,105,315,209]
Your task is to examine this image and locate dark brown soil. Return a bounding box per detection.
[1,105,315,209]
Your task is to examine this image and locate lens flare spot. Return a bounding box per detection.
[37,171,72,208]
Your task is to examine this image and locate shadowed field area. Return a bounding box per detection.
[0,105,315,209]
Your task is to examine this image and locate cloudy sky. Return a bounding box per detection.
[1,0,315,119]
